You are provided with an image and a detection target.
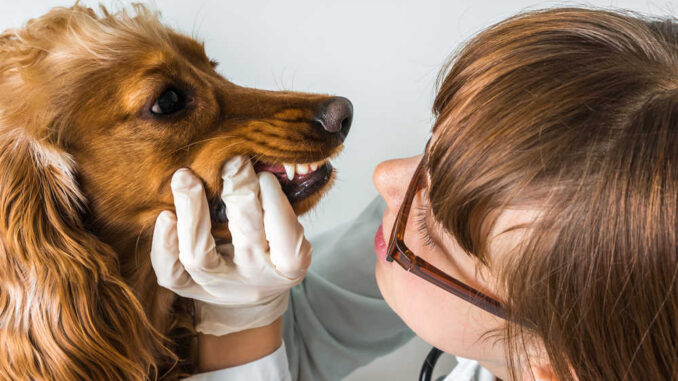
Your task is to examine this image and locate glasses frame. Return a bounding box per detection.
[385,156,508,321]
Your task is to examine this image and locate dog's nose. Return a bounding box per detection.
[314,97,353,142]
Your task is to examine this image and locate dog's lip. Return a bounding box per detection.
[264,161,333,203]
[242,144,344,168]
[252,158,330,180]
[208,156,335,224]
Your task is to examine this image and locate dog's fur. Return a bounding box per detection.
[0,5,344,380]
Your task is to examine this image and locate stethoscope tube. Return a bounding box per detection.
[419,347,443,381]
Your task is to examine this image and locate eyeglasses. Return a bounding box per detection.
[385,156,508,321]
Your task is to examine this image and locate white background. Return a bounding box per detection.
[1,0,674,379]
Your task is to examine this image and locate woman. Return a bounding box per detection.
[151,7,678,380]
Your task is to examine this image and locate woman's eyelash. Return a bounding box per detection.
[414,206,436,248]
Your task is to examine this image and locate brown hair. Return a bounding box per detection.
[427,8,677,380]
[0,5,180,380]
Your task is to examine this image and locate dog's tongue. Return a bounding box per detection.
[253,162,285,174]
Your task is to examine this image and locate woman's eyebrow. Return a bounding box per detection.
[425,207,446,246]
[419,187,447,247]
[420,178,461,256]
[421,172,445,237]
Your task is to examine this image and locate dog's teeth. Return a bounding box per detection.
[310,163,318,171]
[283,163,296,180]
[296,163,310,175]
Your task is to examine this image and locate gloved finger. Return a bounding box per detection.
[258,171,312,280]
[221,156,268,269]
[150,210,196,290]
[171,168,223,275]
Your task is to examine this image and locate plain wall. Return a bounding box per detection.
[1,0,674,379]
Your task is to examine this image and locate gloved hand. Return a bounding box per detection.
[150,156,312,336]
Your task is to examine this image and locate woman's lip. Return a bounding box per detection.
[374,224,389,263]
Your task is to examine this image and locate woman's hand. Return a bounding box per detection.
[150,156,312,336]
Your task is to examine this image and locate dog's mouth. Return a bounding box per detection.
[209,157,333,223]
[252,159,334,202]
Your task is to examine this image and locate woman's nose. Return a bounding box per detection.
[373,155,422,210]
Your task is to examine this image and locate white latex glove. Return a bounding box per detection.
[150,156,312,336]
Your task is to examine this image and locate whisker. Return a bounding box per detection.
[251,152,266,164]
[169,135,238,155]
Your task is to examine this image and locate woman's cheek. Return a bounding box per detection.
[375,260,438,340]
[394,270,447,340]
[376,261,484,357]
[375,258,408,320]
[374,259,393,306]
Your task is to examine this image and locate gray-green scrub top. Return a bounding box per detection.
[283,197,415,380]
[186,197,495,381]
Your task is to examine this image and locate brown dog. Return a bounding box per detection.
[0,4,351,380]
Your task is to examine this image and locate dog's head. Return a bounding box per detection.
[1,4,351,249]
[0,5,350,379]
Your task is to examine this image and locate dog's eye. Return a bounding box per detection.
[151,88,186,115]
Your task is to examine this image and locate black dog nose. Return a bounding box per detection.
[314,97,353,142]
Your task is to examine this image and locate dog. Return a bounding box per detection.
[0,4,351,380]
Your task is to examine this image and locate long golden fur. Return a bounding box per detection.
[0,4,345,380]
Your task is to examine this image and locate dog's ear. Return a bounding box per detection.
[0,131,176,380]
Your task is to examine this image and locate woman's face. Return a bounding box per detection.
[372,154,539,375]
